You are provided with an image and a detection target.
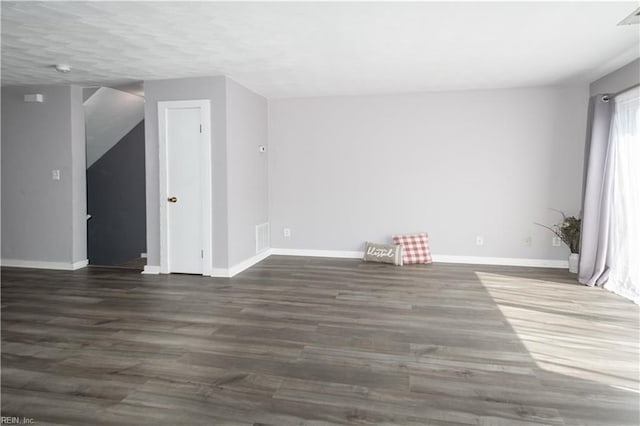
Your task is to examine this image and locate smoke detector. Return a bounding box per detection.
[55,64,72,73]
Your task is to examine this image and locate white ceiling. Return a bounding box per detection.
[2,1,639,98]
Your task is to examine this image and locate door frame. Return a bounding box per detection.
[157,100,212,275]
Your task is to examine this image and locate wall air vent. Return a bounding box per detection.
[618,7,640,25]
[256,223,270,254]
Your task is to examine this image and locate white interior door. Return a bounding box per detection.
[158,100,212,275]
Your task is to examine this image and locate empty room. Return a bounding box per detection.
[1,1,639,425]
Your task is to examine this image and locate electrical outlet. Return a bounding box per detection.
[51,169,60,180]
[283,228,291,238]
[524,236,532,246]
[552,236,562,247]
[476,236,484,246]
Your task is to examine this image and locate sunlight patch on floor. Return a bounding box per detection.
[475,270,640,391]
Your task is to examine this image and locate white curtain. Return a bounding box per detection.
[605,87,640,303]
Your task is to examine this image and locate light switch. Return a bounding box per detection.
[24,94,44,103]
[52,169,60,180]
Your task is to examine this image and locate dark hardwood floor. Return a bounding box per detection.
[1,256,638,425]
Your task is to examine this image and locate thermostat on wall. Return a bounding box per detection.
[258,145,266,153]
[24,94,44,103]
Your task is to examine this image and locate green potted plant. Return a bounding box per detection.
[536,210,581,273]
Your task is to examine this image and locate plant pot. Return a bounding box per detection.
[568,253,579,274]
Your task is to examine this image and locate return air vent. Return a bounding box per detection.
[256,222,270,254]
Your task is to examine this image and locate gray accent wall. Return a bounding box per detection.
[83,87,99,102]
[87,120,146,266]
[1,85,86,265]
[268,85,589,260]
[143,76,269,270]
[226,79,269,266]
[589,58,640,95]
[84,87,145,167]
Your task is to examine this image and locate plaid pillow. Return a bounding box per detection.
[392,233,433,265]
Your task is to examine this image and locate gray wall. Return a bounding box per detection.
[87,120,146,266]
[70,85,87,264]
[144,76,229,269]
[589,58,640,95]
[226,78,269,265]
[268,85,589,260]
[144,76,270,270]
[1,85,86,264]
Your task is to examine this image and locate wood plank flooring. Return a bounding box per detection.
[1,256,638,425]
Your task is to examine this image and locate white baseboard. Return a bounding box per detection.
[269,248,568,269]
[211,249,272,278]
[142,250,271,278]
[1,252,568,273]
[431,255,568,269]
[1,258,88,271]
[270,248,362,259]
[35,251,565,277]
[142,265,161,274]
[209,267,230,277]
[72,259,89,270]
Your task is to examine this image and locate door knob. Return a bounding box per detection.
[168,196,178,203]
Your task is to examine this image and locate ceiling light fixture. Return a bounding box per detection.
[55,64,72,73]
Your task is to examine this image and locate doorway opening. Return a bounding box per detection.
[84,83,147,270]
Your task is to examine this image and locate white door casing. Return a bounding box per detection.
[158,100,212,275]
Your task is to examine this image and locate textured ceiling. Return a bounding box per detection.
[2,1,639,98]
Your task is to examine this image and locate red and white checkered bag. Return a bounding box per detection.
[392,233,433,265]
